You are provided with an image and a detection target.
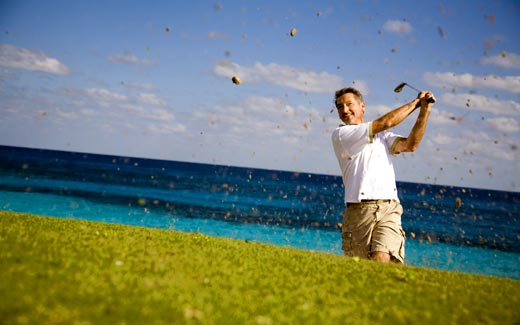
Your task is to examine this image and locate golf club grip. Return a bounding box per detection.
[418,91,436,104]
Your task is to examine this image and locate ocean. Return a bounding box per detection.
[0,145,518,280]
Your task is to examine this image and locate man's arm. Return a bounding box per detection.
[370,96,422,136]
[392,92,435,154]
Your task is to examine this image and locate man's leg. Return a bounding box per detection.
[342,205,377,259]
[370,201,405,264]
[370,251,391,263]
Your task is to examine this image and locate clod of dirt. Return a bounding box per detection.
[232,76,241,85]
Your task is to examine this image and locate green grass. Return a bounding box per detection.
[1,211,519,324]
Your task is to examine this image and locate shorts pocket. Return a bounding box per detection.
[342,231,353,256]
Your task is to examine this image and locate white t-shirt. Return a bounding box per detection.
[331,121,402,203]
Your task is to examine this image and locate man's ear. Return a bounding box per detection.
[361,102,366,113]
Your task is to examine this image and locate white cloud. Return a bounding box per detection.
[481,52,520,69]
[54,87,184,134]
[461,131,517,162]
[187,95,336,170]
[428,132,453,146]
[439,93,520,116]
[117,104,176,122]
[0,44,70,75]
[138,93,167,106]
[425,107,462,125]
[107,54,155,66]
[364,104,391,120]
[487,117,520,133]
[214,61,343,93]
[424,72,520,94]
[194,95,327,144]
[424,128,516,170]
[147,123,186,134]
[82,88,127,102]
[124,82,157,90]
[382,20,413,34]
[54,108,82,120]
[71,88,174,120]
[148,108,176,122]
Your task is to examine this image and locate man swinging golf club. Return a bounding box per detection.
[331,85,435,263]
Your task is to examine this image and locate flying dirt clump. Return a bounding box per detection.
[290,28,297,37]
[231,76,241,85]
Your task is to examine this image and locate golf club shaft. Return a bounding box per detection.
[406,83,436,103]
[405,83,421,93]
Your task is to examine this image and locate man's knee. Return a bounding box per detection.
[370,251,391,263]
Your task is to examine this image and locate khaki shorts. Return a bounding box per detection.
[342,200,405,263]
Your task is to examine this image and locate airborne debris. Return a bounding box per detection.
[455,197,462,209]
[165,26,171,32]
[231,76,241,85]
[290,28,297,37]
[437,26,445,39]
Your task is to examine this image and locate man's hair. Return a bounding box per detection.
[334,87,364,105]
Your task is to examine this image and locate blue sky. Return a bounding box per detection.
[1,0,519,192]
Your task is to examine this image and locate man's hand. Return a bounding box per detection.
[422,91,436,105]
[417,91,435,108]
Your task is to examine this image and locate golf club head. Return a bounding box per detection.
[394,82,407,93]
[394,82,436,103]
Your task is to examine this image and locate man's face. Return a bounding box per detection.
[336,92,365,125]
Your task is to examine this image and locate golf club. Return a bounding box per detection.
[394,82,435,103]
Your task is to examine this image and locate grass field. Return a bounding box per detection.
[1,211,519,324]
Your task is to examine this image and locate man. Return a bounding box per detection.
[331,86,435,263]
